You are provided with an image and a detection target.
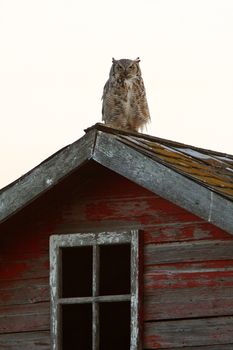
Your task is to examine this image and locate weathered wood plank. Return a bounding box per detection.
[0,233,49,255]
[0,129,97,224]
[0,331,50,349]
[58,294,131,304]
[1,162,209,237]
[93,131,233,234]
[155,345,233,350]
[144,222,233,244]
[0,302,49,333]
[144,263,233,290]
[0,254,49,281]
[55,168,206,230]
[73,167,159,199]
[51,231,132,247]
[144,286,233,320]
[145,240,233,265]
[144,316,233,348]
[144,262,233,320]
[144,260,233,272]
[0,277,49,306]
[84,196,200,225]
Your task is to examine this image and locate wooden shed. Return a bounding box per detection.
[1,123,233,350]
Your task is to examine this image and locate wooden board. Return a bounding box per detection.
[0,302,50,333]
[0,128,97,224]
[83,196,201,225]
[144,240,233,265]
[0,277,49,306]
[94,131,233,234]
[144,316,233,348]
[144,222,232,243]
[156,345,233,350]
[144,286,233,320]
[144,260,233,320]
[0,253,49,281]
[0,331,50,349]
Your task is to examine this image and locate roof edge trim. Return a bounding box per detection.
[0,129,97,224]
[93,131,233,235]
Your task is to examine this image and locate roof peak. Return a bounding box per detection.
[86,123,233,160]
[0,123,233,233]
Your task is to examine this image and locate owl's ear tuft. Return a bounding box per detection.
[134,57,140,63]
[112,57,117,63]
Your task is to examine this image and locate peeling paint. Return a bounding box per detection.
[208,192,214,223]
[46,178,53,186]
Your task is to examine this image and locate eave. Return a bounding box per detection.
[0,129,97,224]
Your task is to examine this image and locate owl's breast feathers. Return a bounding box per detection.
[123,78,137,116]
[102,74,150,131]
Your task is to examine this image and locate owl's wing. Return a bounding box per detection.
[101,79,109,120]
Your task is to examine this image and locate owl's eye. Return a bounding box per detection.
[118,65,123,70]
[129,65,134,69]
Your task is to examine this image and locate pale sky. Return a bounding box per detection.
[1,0,233,189]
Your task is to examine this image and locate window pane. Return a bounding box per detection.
[99,302,130,350]
[62,304,92,350]
[99,244,131,295]
[62,246,92,297]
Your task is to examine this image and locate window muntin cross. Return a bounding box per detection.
[50,230,140,350]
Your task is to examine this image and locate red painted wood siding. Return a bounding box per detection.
[0,162,233,349]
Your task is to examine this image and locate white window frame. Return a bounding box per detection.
[50,230,141,350]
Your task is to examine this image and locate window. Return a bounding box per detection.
[50,230,141,350]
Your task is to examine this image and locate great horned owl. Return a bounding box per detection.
[102,58,150,132]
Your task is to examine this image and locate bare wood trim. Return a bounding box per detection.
[131,230,141,350]
[93,244,99,350]
[0,129,97,224]
[51,231,131,247]
[93,132,233,235]
[93,244,100,297]
[93,302,99,350]
[50,237,60,350]
[58,294,131,304]
[50,230,140,349]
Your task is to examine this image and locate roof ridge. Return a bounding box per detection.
[85,123,233,159]
[1,124,233,233]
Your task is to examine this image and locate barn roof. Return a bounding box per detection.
[0,123,233,233]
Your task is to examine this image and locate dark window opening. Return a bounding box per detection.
[99,244,131,295]
[50,231,140,350]
[62,246,93,297]
[99,301,131,350]
[62,303,92,350]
